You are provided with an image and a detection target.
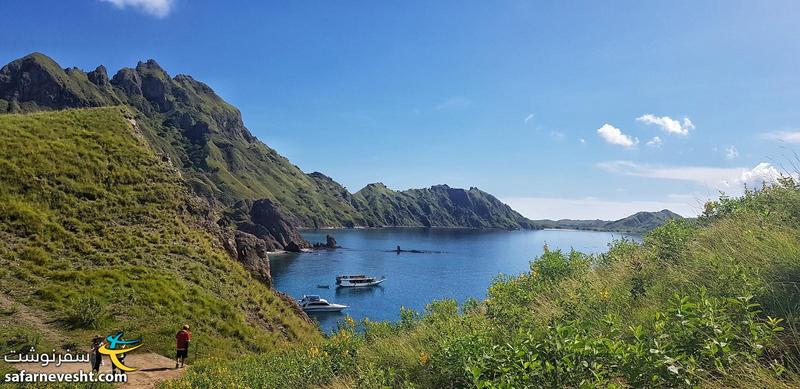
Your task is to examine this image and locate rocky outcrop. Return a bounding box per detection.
[284,241,302,253]
[326,234,337,248]
[233,230,272,286]
[0,53,118,111]
[312,234,339,249]
[87,65,110,87]
[226,199,308,251]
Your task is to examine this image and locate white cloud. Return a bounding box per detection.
[762,131,800,143]
[100,0,174,17]
[524,113,535,125]
[740,162,785,188]
[436,96,471,110]
[724,146,739,160]
[579,138,586,144]
[636,114,694,136]
[597,123,638,148]
[597,160,793,191]
[503,196,699,220]
[646,136,662,147]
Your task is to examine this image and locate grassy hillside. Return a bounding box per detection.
[0,107,319,370]
[167,182,800,388]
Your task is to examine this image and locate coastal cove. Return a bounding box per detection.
[270,228,640,332]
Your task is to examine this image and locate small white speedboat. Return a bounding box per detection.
[336,274,386,288]
[298,295,348,312]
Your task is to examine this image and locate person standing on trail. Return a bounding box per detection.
[90,335,104,373]
[175,324,191,368]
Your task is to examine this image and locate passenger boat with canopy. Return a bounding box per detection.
[335,274,386,288]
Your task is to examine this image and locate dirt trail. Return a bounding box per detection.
[0,293,64,346]
[2,294,187,387]
[12,352,186,388]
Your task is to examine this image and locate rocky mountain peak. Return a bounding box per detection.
[87,65,110,87]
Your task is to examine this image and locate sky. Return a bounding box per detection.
[3,0,800,219]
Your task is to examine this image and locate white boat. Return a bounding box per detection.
[336,274,386,288]
[297,295,348,312]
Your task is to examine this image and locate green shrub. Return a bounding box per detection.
[65,295,108,329]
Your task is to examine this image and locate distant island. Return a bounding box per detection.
[532,209,684,234]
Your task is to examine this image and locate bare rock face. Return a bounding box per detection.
[234,230,272,286]
[110,68,143,96]
[0,53,117,111]
[227,199,309,251]
[87,65,110,87]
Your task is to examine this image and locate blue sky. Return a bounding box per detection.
[4,1,800,219]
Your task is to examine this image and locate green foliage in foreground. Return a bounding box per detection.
[0,108,319,365]
[167,183,800,388]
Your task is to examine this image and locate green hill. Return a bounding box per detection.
[0,107,319,366]
[351,183,535,229]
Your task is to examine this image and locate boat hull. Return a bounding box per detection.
[302,305,348,312]
[337,278,385,288]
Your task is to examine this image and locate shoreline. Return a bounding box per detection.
[296,226,644,234]
[297,225,531,232]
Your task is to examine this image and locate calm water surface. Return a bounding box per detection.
[270,228,639,332]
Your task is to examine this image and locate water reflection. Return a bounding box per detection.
[335,285,385,297]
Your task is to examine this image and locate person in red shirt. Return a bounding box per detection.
[175,324,191,368]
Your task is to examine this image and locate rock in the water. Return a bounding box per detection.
[312,234,339,249]
[325,234,337,248]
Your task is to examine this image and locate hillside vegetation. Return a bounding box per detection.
[167,181,800,388]
[0,107,319,369]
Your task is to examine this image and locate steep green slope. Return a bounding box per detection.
[0,107,319,362]
[351,183,535,229]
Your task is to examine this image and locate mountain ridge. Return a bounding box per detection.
[0,52,536,234]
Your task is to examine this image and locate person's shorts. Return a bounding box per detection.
[176,349,188,359]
